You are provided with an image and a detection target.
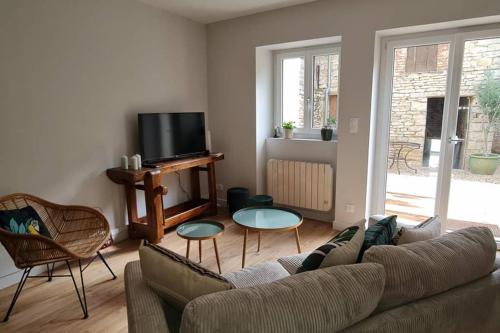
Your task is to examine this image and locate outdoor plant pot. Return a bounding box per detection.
[321,128,333,141]
[283,128,294,139]
[469,153,500,175]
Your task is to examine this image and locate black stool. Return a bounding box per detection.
[227,187,249,215]
[247,195,273,207]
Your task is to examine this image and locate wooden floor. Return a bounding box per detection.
[0,210,338,333]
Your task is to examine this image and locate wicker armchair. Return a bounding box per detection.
[0,193,116,321]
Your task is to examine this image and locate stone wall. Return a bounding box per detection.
[389,39,500,170]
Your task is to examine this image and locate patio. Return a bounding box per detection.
[385,170,500,237]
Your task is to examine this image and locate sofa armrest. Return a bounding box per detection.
[125,261,170,333]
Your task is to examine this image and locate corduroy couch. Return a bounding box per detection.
[124,227,500,333]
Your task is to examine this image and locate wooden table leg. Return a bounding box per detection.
[294,228,302,253]
[257,231,261,252]
[186,239,190,259]
[199,240,202,263]
[213,238,221,274]
[144,170,165,244]
[207,162,218,215]
[242,228,248,268]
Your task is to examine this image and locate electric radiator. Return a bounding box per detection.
[267,159,333,212]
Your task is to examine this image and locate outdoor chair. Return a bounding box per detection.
[0,193,116,322]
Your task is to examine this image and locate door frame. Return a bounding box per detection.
[370,26,500,234]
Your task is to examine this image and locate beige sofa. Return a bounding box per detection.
[125,227,500,333]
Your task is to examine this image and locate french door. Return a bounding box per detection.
[372,28,500,240]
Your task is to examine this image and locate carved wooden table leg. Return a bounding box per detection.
[144,170,164,243]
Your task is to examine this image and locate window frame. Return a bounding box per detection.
[274,44,341,138]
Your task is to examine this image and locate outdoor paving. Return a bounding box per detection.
[385,170,500,237]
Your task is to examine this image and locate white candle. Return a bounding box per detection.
[121,155,129,169]
[135,154,142,169]
[130,156,139,170]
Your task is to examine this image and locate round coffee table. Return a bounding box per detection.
[176,220,224,273]
[232,206,303,268]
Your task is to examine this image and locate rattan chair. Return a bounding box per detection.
[0,193,116,321]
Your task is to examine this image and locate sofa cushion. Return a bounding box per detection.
[362,227,497,311]
[181,263,386,333]
[392,216,441,245]
[358,215,397,261]
[297,225,363,273]
[277,252,311,274]
[139,240,232,311]
[222,261,290,288]
[321,221,365,268]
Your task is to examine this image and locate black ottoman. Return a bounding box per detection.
[227,187,249,215]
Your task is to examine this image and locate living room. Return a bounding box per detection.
[1,0,500,332]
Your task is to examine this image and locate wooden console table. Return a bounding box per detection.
[106,153,224,243]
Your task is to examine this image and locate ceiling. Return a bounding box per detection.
[139,0,319,24]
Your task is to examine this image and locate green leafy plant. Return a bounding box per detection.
[325,116,337,128]
[477,71,500,155]
[282,121,295,129]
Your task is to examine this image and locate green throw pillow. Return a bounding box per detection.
[297,226,359,273]
[357,215,397,262]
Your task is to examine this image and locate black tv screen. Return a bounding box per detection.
[138,112,207,164]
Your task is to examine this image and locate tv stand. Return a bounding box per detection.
[106,153,224,243]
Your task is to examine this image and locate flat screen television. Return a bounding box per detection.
[138,112,208,165]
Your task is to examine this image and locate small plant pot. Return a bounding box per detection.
[283,128,294,139]
[469,153,500,175]
[321,128,333,141]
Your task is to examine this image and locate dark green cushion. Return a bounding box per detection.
[357,215,397,262]
[297,226,359,273]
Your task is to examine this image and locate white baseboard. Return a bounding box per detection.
[0,265,47,290]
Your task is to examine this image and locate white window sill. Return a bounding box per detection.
[267,137,338,144]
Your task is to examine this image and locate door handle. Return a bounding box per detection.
[448,136,464,144]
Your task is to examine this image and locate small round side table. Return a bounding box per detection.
[176,220,224,274]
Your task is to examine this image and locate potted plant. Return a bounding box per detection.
[321,116,337,141]
[469,71,500,175]
[282,121,295,139]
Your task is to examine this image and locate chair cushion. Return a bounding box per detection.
[358,215,397,262]
[278,252,311,274]
[0,206,51,238]
[181,263,386,333]
[392,215,441,245]
[222,261,290,288]
[139,240,233,311]
[362,227,497,311]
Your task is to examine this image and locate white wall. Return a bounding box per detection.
[206,0,500,229]
[0,0,207,288]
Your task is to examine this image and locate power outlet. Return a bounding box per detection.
[345,204,355,213]
[216,183,224,191]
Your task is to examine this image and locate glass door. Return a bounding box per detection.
[375,28,500,241]
[446,35,500,239]
[383,41,451,225]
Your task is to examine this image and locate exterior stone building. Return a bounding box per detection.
[389,39,500,171]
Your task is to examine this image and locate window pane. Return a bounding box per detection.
[312,54,339,129]
[282,57,305,128]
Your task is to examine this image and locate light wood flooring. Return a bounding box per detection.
[0,210,338,333]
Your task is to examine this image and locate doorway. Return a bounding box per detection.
[372,28,500,239]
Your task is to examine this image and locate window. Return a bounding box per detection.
[275,45,340,137]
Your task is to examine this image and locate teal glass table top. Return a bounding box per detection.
[176,220,224,239]
[232,207,302,230]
